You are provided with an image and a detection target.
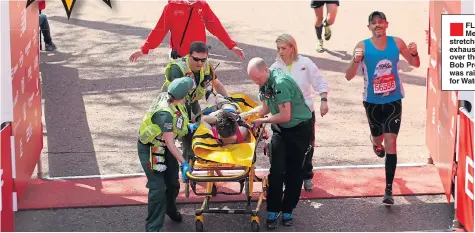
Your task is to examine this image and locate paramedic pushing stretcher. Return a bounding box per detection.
[137,77,195,232]
[241,57,314,230]
[162,41,228,161]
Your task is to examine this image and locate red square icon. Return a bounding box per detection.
[450,23,464,36]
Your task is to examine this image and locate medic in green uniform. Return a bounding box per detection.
[241,57,314,230]
[162,41,228,161]
[137,77,196,232]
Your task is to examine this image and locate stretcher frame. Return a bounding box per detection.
[184,113,269,232]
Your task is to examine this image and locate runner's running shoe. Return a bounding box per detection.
[324,19,332,41]
[316,39,324,53]
[382,188,394,205]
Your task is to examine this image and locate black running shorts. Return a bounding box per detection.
[363,100,402,136]
[311,0,340,8]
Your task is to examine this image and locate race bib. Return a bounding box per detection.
[373,74,396,94]
[176,116,184,130]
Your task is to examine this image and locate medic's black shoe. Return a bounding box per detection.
[167,211,183,222]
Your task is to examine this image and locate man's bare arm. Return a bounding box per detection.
[200,115,216,130]
[240,101,270,118]
[260,102,291,124]
[345,41,364,81]
[213,79,228,96]
[395,37,420,68]
[259,101,271,117]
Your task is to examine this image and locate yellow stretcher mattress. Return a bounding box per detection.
[191,94,260,167]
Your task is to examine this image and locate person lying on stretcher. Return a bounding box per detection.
[200,110,251,146]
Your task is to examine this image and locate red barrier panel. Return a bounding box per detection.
[426,0,461,202]
[9,0,43,199]
[1,124,14,232]
[426,0,441,173]
[456,112,474,232]
[427,1,474,230]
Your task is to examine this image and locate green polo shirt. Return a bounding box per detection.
[259,69,312,128]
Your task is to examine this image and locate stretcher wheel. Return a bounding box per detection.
[195,220,204,232]
[251,220,259,232]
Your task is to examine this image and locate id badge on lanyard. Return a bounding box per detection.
[176,115,184,130]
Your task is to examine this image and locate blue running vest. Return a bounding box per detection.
[361,36,404,104]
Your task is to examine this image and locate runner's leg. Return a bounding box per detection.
[381,100,402,205]
[363,101,384,154]
[363,101,385,157]
[311,1,325,52]
[324,1,339,41]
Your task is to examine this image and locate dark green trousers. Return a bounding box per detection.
[266,119,314,213]
[137,141,180,232]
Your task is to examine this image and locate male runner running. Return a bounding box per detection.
[311,0,339,52]
[344,11,420,205]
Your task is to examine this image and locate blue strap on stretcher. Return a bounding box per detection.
[223,108,236,114]
[202,108,214,115]
[203,108,236,115]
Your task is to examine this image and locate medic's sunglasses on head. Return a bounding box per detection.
[191,56,207,62]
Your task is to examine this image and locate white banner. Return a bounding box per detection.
[441,14,475,91]
[0,0,12,124]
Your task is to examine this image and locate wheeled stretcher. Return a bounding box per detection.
[184,94,269,232]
